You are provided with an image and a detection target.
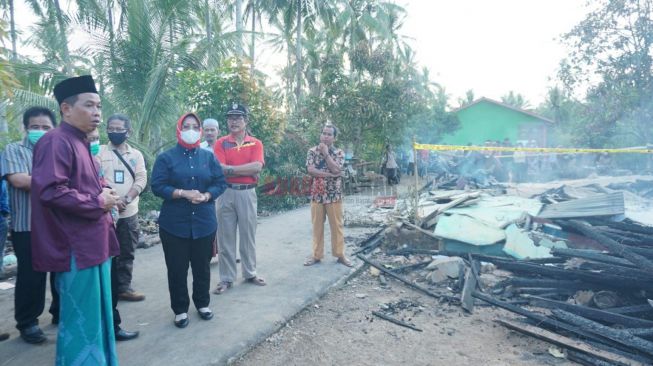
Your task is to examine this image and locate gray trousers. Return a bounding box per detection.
[217,188,258,283]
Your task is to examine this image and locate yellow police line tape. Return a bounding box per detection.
[413,143,653,154]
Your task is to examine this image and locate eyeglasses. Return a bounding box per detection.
[107,128,128,133]
[227,116,245,122]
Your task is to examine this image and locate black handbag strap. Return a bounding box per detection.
[112,149,136,180]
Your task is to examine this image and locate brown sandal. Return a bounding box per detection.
[245,276,267,286]
[337,257,353,267]
[304,257,321,266]
[213,281,232,295]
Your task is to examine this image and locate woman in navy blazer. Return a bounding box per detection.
[151,112,227,328]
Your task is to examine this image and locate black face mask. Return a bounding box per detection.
[108,132,128,145]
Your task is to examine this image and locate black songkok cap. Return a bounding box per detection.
[53,75,99,105]
[226,102,248,116]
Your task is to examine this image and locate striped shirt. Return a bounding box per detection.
[1,138,34,232]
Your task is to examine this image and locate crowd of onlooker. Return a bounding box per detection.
[382,138,640,187]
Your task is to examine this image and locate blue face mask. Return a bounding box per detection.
[27,130,47,144]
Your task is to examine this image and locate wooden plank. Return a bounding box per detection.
[496,319,646,366]
[553,309,653,357]
[528,296,653,328]
[419,192,480,228]
[550,247,635,267]
[605,304,653,315]
[400,220,444,242]
[564,220,653,273]
[472,291,628,351]
[460,268,476,313]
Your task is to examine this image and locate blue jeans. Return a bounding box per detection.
[0,218,7,275]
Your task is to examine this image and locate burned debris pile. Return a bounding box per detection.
[355,179,653,365]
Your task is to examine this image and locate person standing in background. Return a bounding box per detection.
[213,103,266,294]
[0,179,8,279]
[303,125,352,267]
[98,113,147,302]
[200,118,220,152]
[2,106,60,344]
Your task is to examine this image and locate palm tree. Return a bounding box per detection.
[0,0,17,59]
[23,0,74,74]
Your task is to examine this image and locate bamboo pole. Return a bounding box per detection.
[413,137,419,220]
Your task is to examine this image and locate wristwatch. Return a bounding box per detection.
[226,167,234,176]
[124,195,133,204]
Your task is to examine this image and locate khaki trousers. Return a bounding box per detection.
[217,188,258,283]
[311,201,344,260]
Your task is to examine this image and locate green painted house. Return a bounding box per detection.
[440,97,552,146]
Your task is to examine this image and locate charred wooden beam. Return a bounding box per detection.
[371,311,422,332]
[578,262,653,280]
[489,258,653,292]
[599,231,647,247]
[506,277,593,290]
[389,260,432,273]
[356,254,459,302]
[625,328,653,337]
[527,296,653,328]
[605,305,653,315]
[352,226,387,255]
[551,247,635,267]
[567,350,629,366]
[628,247,653,260]
[472,291,632,352]
[516,287,576,295]
[588,219,653,236]
[496,319,646,366]
[467,253,482,292]
[564,220,653,273]
[460,268,477,313]
[552,309,653,356]
[386,248,440,256]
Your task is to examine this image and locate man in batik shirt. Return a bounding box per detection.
[304,124,352,267]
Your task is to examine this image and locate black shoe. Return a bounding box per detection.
[198,309,213,320]
[174,316,189,329]
[20,325,46,344]
[0,333,9,342]
[115,328,139,341]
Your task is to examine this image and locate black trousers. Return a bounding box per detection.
[160,229,214,315]
[13,231,60,330]
[115,215,139,293]
[111,257,121,330]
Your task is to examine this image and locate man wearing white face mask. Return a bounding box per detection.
[151,112,227,328]
[1,106,59,344]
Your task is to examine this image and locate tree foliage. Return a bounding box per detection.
[559,0,653,147]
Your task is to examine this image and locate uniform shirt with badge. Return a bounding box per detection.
[97,143,147,219]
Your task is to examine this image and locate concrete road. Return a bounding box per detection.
[0,206,373,365]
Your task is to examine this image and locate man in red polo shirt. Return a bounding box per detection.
[213,103,266,294]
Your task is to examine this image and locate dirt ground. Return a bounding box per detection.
[233,177,584,366]
[233,268,575,366]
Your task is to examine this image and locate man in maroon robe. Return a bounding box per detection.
[31,75,122,365]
